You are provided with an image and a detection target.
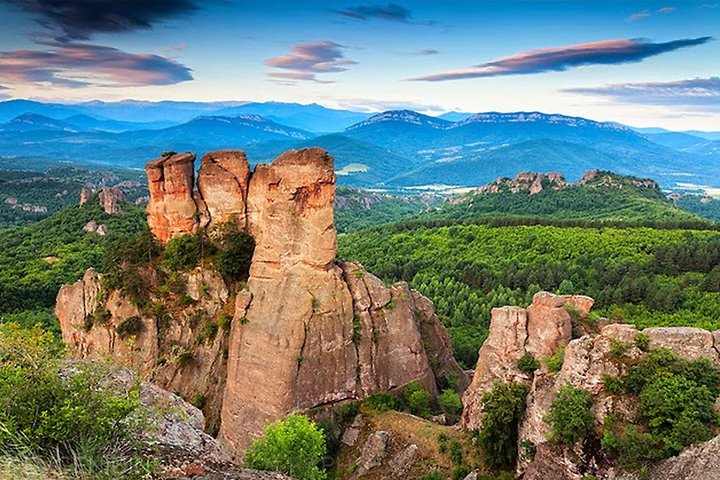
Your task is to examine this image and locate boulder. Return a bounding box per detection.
[197,150,251,229]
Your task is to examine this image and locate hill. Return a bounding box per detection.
[424,170,709,225]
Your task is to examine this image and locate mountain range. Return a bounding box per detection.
[1,99,719,190]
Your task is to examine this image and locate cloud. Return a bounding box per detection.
[563,77,720,109]
[333,98,445,112]
[2,0,197,40]
[410,37,713,82]
[265,41,356,82]
[267,72,335,84]
[335,2,412,22]
[399,48,439,56]
[627,10,651,21]
[658,7,676,14]
[0,41,193,88]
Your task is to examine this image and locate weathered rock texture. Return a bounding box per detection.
[460,292,720,480]
[98,186,125,214]
[461,291,593,430]
[57,148,466,459]
[146,152,201,244]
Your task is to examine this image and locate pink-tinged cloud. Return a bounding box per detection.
[267,72,335,84]
[265,40,356,82]
[410,37,713,82]
[0,41,193,88]
[659,7,676,14]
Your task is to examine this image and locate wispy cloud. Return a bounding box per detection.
[563,77,720,110]
[2,0,197,41]
[627,10,651,21]
[410,37,713,82]
[399,48,439,56]
[266,41,356,82]
[0,41,193,88]
[333,98,445,112]
[658,6,676,14]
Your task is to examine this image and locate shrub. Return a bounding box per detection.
[608,338,631,360]
[545,385,594,445]
[477,381,529,468]
[245,413,327,480]
[0,323,150,478]
[336,401,360,425]
[517,352,539,373]
[602,374,624,395]
[213,224,255,281]
[363,392,400,413]
[449,440,463,465]
[634,332,650,351]
[543,344,565,373]
[164,232,211,271]
[218,313,233,331]
[403,382,431,418]
[419,470,445,480]
[438,389,463,419]
[116,316,143,337]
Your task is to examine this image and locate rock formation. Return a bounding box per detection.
[79,187,90,207]
[461,291,593,430]
[57,147,466,458]
[460,291,720,479]
[98,186,125,214]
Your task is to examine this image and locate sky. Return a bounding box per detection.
[0,0,718,130]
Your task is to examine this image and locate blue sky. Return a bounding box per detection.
[0,0,718,129]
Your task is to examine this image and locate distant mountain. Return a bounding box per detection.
[62,114,173,132]
[215,102,371,133]
[0,101,82,123]
[647,132,708,149]
[0,114,80,133]
[423,170,708,225]
[633,126,720,141]
[437,111,471,122]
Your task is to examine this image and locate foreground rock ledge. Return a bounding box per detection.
[56,148,467,458]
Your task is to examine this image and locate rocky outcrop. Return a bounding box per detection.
[146,152,201,244]
[98,186,125,214]
[79,187,90,206]
[83,220,108,235]
[460,292,720,480]
[476,172,567,195]
[58,148,466,459]
[461,291,593,430]
[197,150,251,229]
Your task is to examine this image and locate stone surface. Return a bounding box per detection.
[461,291,591,430]
[649,434,720,480]
[356,431,390,475]
[388,444,418,475]
[98,186,125,214]
[197,150,251,229]
[146,152,200,244]
[79,187,90,206]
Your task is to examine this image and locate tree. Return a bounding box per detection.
[477,381,529,468]
[545,385,594,445]
[245,414,327,480]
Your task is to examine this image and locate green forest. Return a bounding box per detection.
[0,198,146,333]
[339,222,720,368]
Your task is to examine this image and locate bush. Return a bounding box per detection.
[543,344,565,373]
[609,338,631,360]
[213,223,255,281]
[164,232,212,271]
[419,470,445,480]
[336,401,360,425]
[116,316,143,338]
[363,392,400,413]
[477,381,529,468]
[438,389,463,419]
[517,352,539,373]
[545,385,594,445]
[403,382,431,418]
[0,323,150,478]
[245,413,327,480]
[634,332,650,351]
